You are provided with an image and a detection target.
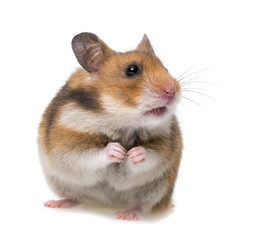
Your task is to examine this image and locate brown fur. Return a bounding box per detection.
[97,52,180,107]
[152,119,182,212]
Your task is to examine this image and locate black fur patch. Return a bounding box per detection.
[68,88,101,111]
[45,84,101,144]
[45,83,70,143]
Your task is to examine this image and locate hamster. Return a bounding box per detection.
[38,32,183,220]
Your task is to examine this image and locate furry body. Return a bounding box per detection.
[38,33,183,218]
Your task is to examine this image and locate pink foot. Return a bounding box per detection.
[127,146,146,165]
[44,199,77,208]
[116,205,142,221]
[105,142,126,163]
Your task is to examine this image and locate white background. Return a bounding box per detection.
[0,0,255,239]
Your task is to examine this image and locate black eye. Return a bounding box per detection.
[126,64,140,77]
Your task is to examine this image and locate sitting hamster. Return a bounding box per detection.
[38,32,183,220]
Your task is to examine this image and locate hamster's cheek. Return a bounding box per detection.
[100,94,139,115]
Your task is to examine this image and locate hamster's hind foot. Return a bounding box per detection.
[116,204,142,221]
[44,199,77,208]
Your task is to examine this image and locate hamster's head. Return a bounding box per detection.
[72,32,181,129]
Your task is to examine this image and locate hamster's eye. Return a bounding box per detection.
[126,64,141,77]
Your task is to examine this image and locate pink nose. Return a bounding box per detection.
[163,83,176,97]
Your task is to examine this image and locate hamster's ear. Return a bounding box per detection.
[72,32,114,72]
[136,34,155,55]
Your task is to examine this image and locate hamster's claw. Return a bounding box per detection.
[127,146,146,165]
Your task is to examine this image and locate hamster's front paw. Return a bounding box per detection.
[127,146,146,165]
[105,142,126,163]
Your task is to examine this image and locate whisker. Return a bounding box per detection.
[182,96,207,113]
[179,76,204,85]
[178,68,209,82]
[182,89,217,104]
[182,87,210,92]
[175,66,198,80]
[180,80,216,87]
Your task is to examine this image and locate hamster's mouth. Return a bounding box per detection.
[145,106,167,117]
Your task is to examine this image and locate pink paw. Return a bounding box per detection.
[44,199,77,208]
[105,142,126,163]
[116,207,142,221]
[127,146,146,165]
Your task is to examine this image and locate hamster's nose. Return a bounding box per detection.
[163,83,176,98]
